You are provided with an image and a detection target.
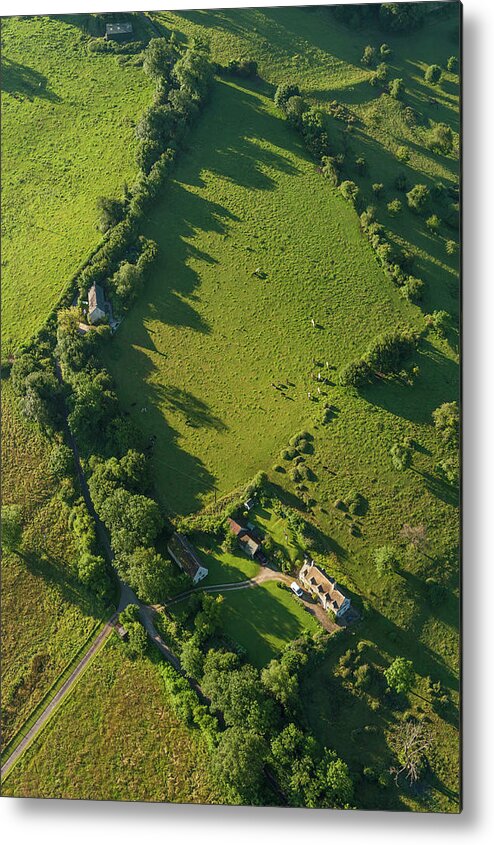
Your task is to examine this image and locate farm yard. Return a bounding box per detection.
[2,3,460,815]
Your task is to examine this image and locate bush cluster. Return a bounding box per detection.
[338,328,419,387]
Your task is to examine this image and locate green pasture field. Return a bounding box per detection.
[2,638,222,803]
[104,74,415,515]
[1,381,107,746]
[194,538,260,585]
[1,14,153,353]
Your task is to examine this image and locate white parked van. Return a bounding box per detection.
[290,582,304,598]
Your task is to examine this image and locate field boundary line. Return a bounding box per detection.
[1,617,112,776]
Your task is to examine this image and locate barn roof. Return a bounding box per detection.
[168,533,205,580]
[88,284,105,313]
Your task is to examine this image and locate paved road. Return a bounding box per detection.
[1,616,116,780]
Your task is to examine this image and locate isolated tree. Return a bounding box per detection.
[406,183,430,213]
[390,442,412,471]
[212,727,267,805]
[425,64,442,85]
[445,239,458,256]
[372,182,384,198]
[432,401,459,447]
[447,55,458,73]
[373,545,399,576]
[385,657,416,695]
[387,198,402,217]
[1,505,23,553]
[401,523,428,554]
[380,43,392,59]
[389,719,431,784]
[426,214,441,233]
[361,45,376,67]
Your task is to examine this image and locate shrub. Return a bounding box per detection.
[406,183,430,214]
[380,43,392,58]
[373,545,399,575]
[355,155,367,175]
[446,239,458,256]
[388,78,405,99]
[425,309,450,337]
[390,442,412,471]
[339,180,359,204]
[401,276,425,303]
[372,182,384,198]
[425,64,442,85]
[428,123,454,155]
[426,214,441,233]
[387,198,402,217]
[274,82,300,111]
[49,443,74,481]
[447,55,458,73]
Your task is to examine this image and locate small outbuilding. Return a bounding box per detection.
[167,533,208,585]
[105,22,133,41]
[88,284,106,325]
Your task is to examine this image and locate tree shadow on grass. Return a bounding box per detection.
[104,339,222,515]
[1,57,61,102]
[19,550,106,621]
[360,340,458,425]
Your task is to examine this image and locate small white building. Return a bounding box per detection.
[88,284,106,324]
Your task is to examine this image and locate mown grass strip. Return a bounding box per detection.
[1,619,107,770]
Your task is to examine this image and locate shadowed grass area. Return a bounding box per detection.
[219,580,320,668]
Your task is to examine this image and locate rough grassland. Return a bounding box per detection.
[1,381,106,746]
[1,15,153,353]
[104,76,415,515]
[2,639,222,803]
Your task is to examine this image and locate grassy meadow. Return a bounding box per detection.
[1,381,108,747]
[2,638,222,803]
[104,74,415,515]
[1,15,153,354]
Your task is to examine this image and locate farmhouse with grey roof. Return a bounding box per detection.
[88,284,106,325]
